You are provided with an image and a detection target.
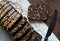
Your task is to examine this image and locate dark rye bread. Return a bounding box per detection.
[28,0,54,22]
[28,3,50,21]
[0,1,42,41]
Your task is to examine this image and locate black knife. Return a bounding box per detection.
[44,9,57,41]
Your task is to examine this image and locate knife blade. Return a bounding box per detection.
[44,9,57,41]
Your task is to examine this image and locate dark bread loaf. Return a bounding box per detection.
[28,3,50,21]
[28,0,53,22]
[0,1,42,41]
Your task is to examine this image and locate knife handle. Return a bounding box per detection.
[44,9,57,41]
[47,9,57,36]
